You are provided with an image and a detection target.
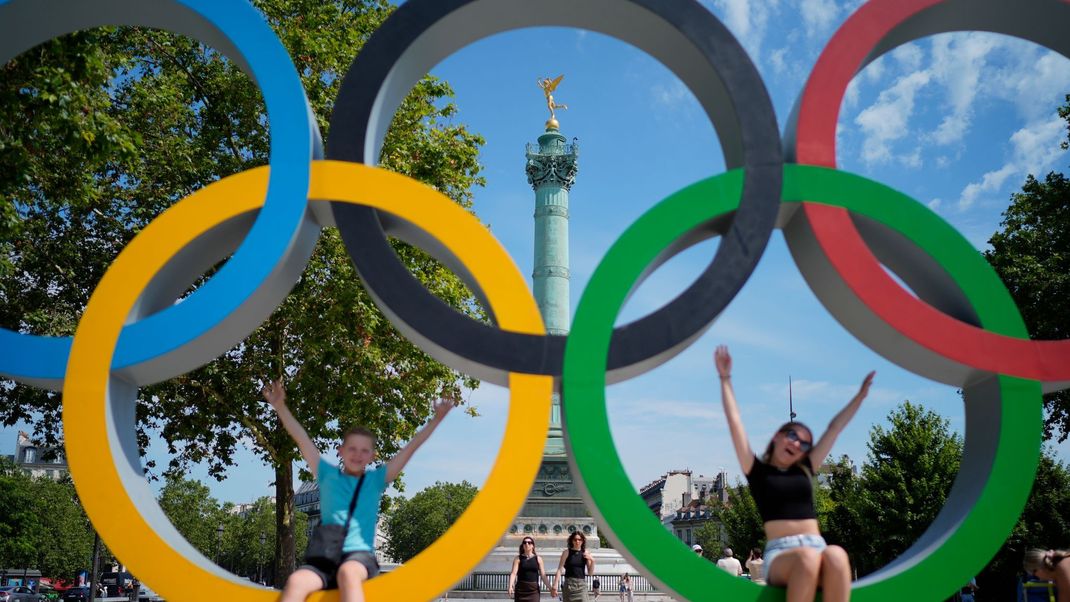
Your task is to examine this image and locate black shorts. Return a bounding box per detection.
[299,550,380,589]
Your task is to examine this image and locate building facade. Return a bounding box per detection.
[12,431,67,480]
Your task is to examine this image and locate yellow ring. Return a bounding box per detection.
[63,160,552,601]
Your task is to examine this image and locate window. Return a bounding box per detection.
[23,448,35,463]
[686,528,692,544]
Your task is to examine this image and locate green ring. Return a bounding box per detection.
[562,164,1041,601]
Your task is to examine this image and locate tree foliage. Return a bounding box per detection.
[984,93,1070,442]
[216,496,307,584]
[157,476,307,581]
[382,480,477,563]
[1,0,485,585]
[157,475,230,557]
[709,484,764,556]
[819,402,962,577]
[0,459,110,579]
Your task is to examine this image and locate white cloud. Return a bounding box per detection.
[575,30,588,52]
[927,33,997,146]
[956,116,1067,210]
[854,70,931,164]
[986,40,1070,121]
[799,0,840,39]
[891,43,924,72]
[651,79,690,109]
[863,56,885,83]
[707,0,777,64]
[614,397,725,422]
[769,47,789,75]
[958,165,1017,211]
[899,147,922,168]
[928,198,943,211]
[842,78,861,110]
[759,380,903,407]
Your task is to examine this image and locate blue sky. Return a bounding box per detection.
[4,0,1070,507]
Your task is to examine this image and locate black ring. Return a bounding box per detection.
[326,0,782,386]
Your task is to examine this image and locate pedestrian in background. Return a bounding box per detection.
[717,548,742,577]
[747,548,766,585]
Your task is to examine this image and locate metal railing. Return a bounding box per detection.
[451,572,656,593]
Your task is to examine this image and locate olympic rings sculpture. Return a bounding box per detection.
[0,0,1065,600]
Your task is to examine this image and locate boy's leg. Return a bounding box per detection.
[337,552,378,602]
[279,568,326,602]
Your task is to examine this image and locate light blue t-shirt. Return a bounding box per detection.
[317,457,388,553]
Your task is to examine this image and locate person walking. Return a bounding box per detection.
[508,537,553,601]
[618,573,633,602]
[552,531,595,601]
[714,345,873,602]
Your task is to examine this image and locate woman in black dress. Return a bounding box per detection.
[508,536,552,601]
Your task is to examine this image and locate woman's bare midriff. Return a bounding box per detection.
[764,518,821,540]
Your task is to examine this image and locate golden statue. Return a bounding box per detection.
[537,74,568,129]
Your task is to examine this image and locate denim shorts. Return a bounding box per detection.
[763,534,827,585]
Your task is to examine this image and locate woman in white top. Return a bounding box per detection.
[747,547,766,585]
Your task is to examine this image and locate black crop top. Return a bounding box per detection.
[517,554,540,583]
[564,549,587,578]
[745,455,817,522]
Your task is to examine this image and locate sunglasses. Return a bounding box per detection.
[784,428,813,452]
[523,539,534,544]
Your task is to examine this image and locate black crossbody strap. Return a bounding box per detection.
[342,472,366,537]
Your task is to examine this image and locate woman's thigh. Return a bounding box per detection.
[765,547,822,586]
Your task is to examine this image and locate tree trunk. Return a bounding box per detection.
[274,462,296,588]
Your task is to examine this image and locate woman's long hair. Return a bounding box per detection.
[762,421,814,467]
[1024,549,1069,574]
[568,530,587,552]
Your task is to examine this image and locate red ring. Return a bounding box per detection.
[791,0,1070,385]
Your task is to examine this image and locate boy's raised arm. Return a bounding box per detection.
[262,379,322,478]
[385,397,453,483]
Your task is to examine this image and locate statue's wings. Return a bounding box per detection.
[547,74,564,92]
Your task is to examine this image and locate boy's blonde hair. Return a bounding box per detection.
[1024,549,1069,574]
[342,426,376,446]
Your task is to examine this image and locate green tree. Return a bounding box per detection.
[693,517,724,561]
[818,455,865,555]
[0,1,485,585]
[383,480,477,563]
[712,484,764,557]
[157,475,229,558]
[0,460,41,571]
[218,496,307,582]
[984,93,1070,442]
[849,402,962,576]
[0,458,105,579]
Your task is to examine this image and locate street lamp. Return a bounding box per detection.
[258,532,267,585]
[216,524,225,567]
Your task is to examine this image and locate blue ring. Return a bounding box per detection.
[0,0,317,387]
